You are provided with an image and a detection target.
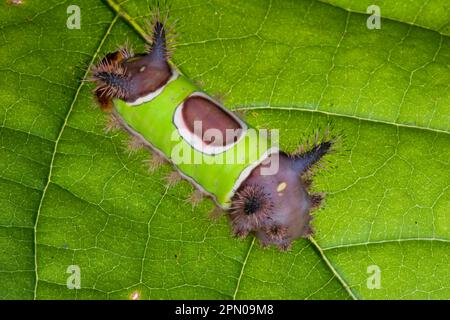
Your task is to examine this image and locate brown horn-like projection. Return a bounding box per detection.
[90,12,175,105]
[290,140,333,174]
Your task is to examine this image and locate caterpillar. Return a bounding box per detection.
[89,11,336,251]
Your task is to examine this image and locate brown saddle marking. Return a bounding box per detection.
[181,96,243,147]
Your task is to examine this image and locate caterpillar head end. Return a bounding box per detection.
[229,137,334,251]
[90,15,174,107]
[230,154,313,251]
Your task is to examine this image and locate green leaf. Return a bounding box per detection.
[0,0,448,299]
[318,0,450,36]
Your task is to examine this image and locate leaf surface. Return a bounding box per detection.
[0,0,448,299]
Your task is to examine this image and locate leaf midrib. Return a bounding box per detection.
[236,106,450,136]
[232,237,255,300]
[32,14,120,300]
[322,237,450,251]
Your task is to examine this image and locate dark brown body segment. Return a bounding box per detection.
[91,18,173,107]
[229,140,333,250]
[182,96,242,146]
[121,54,172,103]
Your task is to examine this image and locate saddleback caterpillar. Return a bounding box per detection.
[89,10,337,251]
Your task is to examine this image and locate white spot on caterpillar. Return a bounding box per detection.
[277,182,287,192]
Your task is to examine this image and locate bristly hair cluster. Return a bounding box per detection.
[229,185,273,238]
[265,224,287,242]
[90,59,130,101]
[117,44,134,60]
[89,4,176,109]
[89,46,135,109]
[144,5,177,60]
[289,126,340,176]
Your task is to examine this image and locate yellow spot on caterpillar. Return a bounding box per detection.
[277,182,287,192]
[139,66,146,72]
